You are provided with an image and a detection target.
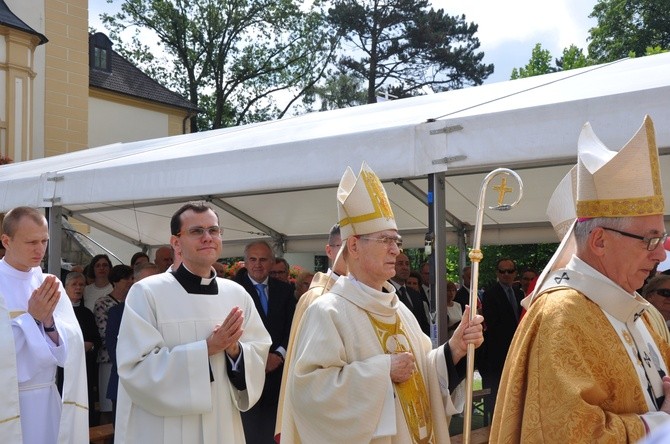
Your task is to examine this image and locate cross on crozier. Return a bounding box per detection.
[493,177,513,206]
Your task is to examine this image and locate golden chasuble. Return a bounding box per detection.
[367,313,435,444]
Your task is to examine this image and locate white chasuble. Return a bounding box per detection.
[282,275,462,443]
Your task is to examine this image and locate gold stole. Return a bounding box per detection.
[367,313,434,443]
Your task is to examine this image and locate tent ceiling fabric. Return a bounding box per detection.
[2,53,670,256]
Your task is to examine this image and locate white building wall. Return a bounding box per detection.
[88,96,169,147]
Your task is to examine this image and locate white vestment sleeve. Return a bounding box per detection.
[373,383,397,438]
[12,313,64,382]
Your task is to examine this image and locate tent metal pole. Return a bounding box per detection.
[428,172,447,345]
[46,207,62,276]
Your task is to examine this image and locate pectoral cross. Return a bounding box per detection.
[493,177,513,206]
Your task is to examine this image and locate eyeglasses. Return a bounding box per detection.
[269,270,288,276]
[177,226,223,238]
[497,269,516,275]
[654,289,670,298]
[358,235,403,250]
[600,227,667,251]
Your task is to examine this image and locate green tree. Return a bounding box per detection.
[510,43,554,79]
[327,0,493,103]
[305,72,368,111]
[588,0,670,63]
[101,0,337,130]
[511,43,593,80]
[556,44,591,71]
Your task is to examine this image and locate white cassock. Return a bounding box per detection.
[281,275,465,443]
[0,259,88,444]
[115,267,272,444]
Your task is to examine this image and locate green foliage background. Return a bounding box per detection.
[404,243,558,286]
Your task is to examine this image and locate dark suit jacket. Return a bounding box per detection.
[235,274,296,443]
[235,275,296,358]
[391,281,431,335]
[454,286,470,312]
[479,281,523,383]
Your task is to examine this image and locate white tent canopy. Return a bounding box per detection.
[2,53,670,261]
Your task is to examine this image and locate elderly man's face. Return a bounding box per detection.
[597,215,667,293]
[353,230,402,286]
[246,243,274,283]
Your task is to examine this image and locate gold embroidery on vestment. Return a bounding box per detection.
[367,313,434,444]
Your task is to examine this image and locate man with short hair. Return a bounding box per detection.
[479,257,523,422]
[0,206,88,443]
[491,116,670,442]
[270,258,290,283]
[236,240,296,443]
[281,163,484,442]
[153,246,174,272]
[114,202,271,443]
[390,252,431,335]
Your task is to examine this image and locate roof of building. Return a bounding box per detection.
[88,33,199,113]
[0,0,47,45]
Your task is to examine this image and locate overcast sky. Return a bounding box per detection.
[89,0,600,84]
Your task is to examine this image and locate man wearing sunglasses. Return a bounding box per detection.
[491,116,670,443]
[479,257,523,423]
[281,163,484,443]
[114,202,272,443]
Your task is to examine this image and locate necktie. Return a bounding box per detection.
[255,283,268,315]
[505,286,519,320]
[399,286,413,308]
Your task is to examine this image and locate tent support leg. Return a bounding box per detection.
[46,207,63,276]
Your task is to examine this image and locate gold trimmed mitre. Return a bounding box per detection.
[576,115,664,218]
[337,162,397,240]
[547,165,577,239]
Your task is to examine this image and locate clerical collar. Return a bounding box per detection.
[171,264,218,295]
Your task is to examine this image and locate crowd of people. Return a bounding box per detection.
[4,115,670,443]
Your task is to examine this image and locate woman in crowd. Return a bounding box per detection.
[84,254,113,312]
